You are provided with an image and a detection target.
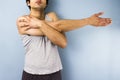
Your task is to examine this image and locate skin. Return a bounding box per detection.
[16,0,112,48]
[17,0,67,48]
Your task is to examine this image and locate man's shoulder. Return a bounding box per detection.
[47,12,57,16]
[46,12,59,21]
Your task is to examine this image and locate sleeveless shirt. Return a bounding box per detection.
[20,15,62,75]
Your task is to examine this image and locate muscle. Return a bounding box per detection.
[50,19,89,32]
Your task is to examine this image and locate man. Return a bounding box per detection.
[16,0,112,80]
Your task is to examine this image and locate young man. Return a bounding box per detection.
[16,0,112,80]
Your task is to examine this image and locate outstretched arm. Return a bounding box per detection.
[29,12,112,32]
[48,12,112,32]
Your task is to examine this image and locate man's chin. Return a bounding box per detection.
[32,6,46,10]
[32,7,44,10]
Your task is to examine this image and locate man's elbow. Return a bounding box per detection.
[60,40,67,48]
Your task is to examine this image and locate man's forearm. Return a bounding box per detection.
[56,18,89,32]
[47,18,89,32]
[39,21,67,48]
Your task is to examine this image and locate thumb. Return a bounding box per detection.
[94,12,104,17]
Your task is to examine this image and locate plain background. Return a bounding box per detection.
[0,0,120,80]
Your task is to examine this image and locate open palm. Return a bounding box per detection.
[88,12,112,27]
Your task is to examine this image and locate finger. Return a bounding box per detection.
[23,26,31,31]
[25,16,31,21]
[21,24,29,27]
[19,17,26,21]
[19,22,29,27]
[23,17,30,23]
[19,21,29,24]
[106,18,112,24]
[98,22,106,26]
[103,22,111,26]
[99,20,110,26]
[29,27,39,29]
[101,18,111,25]
[22,19,26,22]
[19,18,28,22]
[94,12,104,17]
[19,16,30,22]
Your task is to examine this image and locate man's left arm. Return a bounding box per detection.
[48,12,112,32]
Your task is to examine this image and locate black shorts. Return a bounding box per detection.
[22,70,62,80]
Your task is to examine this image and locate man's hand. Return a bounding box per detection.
[27,17,45,29]
[17,17,29,27]
[88,12,112,27]
[25,16,61,32]
[18,16,45,29]
[17,16,45,36]
[24,16,43,29]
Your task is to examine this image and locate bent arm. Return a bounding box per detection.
[38,21,67,48]
[16,13,67,48]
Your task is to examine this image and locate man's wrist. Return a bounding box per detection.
[37,20,45,28]
[84,18,90,25]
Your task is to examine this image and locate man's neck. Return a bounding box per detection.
[29,8,45,20]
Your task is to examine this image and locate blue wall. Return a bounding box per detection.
[0,0,120,80]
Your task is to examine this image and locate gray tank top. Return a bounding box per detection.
[20,15,62,75]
